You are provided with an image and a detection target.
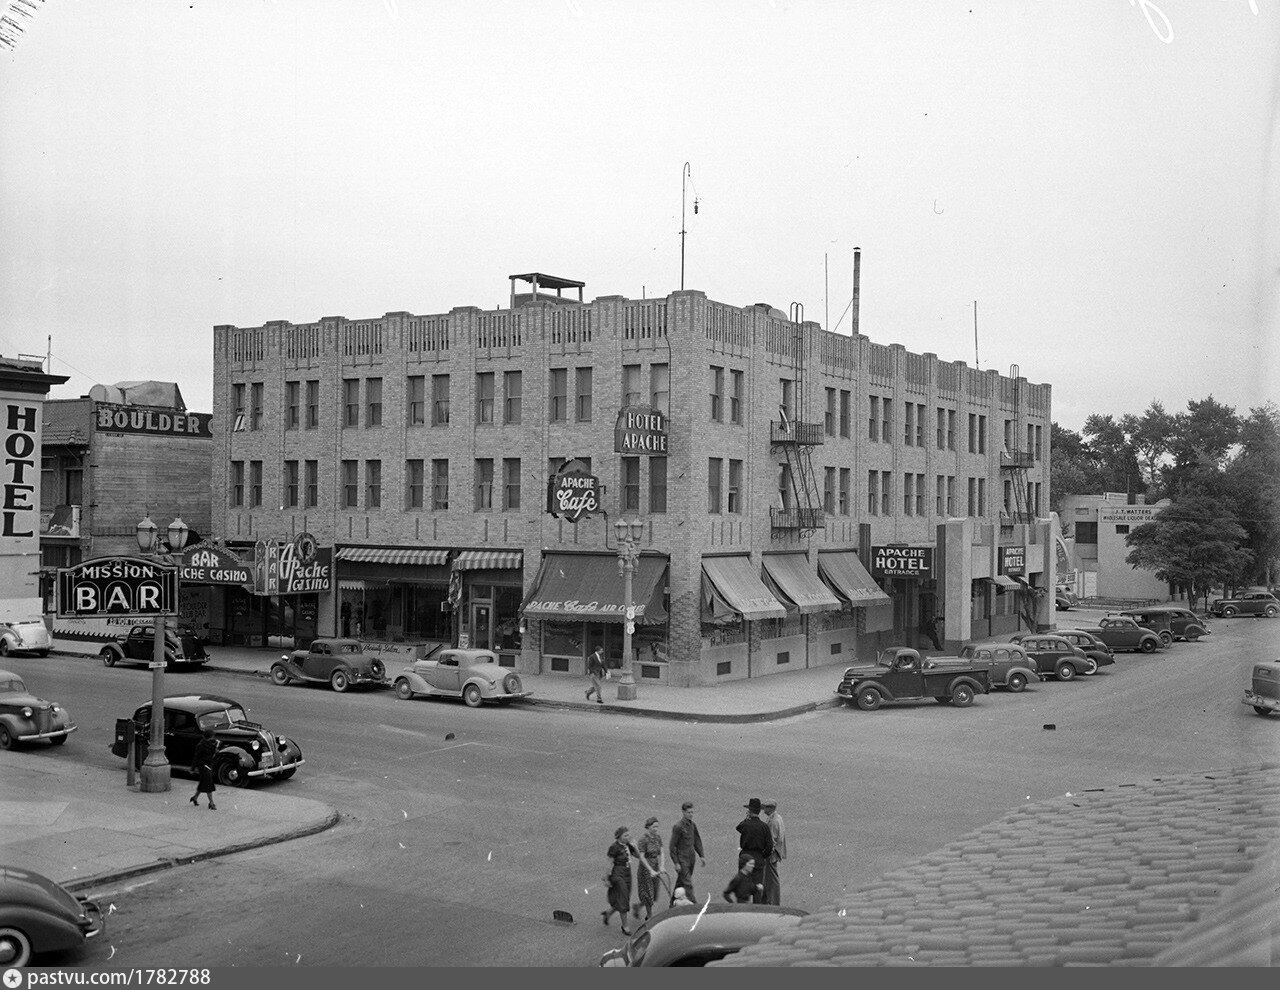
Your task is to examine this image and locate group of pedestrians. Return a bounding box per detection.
[600,797,788,935]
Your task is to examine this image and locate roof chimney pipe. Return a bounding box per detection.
[851,247,861,337]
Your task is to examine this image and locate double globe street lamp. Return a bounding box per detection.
[613,517,644,702]
[134,513,189,793]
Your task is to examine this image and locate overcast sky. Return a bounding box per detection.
[2,1,1276,432]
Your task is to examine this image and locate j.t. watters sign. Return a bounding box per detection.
[871,545,934,579]
[614,405,668,454]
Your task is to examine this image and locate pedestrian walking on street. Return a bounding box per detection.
[723,853,762,903]
[735,798,773,904]
[762,799,787,905]
[635,816,667,921]
[190,727,218,810]
[602,826,639,935]
[585,646,606,703]
[668,800,705,903]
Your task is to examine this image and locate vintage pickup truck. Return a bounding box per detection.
[835,647,991,710]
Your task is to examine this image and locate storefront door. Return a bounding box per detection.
[469,601,492,650]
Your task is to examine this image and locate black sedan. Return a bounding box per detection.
[599,904,807,967]
[0,865,104,967]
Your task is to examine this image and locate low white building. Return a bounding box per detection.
[1057,493,1171,601]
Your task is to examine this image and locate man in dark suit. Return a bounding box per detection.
[668,800,706,901]
[735,797,773,904]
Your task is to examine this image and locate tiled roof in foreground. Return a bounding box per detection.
[716,765,1279,967]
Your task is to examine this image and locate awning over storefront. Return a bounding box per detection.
[988,574,1020,589]
[337,547,449,566]
[454,549,523,571]
[701,556,787,622]
[817,552,892,606]
[522,553,668,623]
[761,554,841,613]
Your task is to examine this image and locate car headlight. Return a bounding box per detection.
[251,740,260,751]
[51,704,60,714]
[21,706,32,718]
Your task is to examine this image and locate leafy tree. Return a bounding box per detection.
[1048,422,1100,513]
[1162,396,1240,493]
[1083,414,1145,496]
[1121,401,1176,494]
[1222,403,1280,586]
[1125,489,1253,609]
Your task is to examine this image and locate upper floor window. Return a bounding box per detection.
[406,459,424,509]
[431,459,449,510]
[622,364,642,407]
[230,461,244,507]
[651,364,669,416]
[285,382,299,430]
[649,456,668,514]
[503,458,521,511]
[825,467,836,514]
[727,459,742,514]
[432,374,450,426]
[249,461,262,507]
[284,461,299,508]
[366,460,382,508]
[476,372,495,425]
[780,379,794,420]
[621,456,640,513]
[710,366,724,422]
[343,379,359,428]
[575,367,593,422]
[549,369,568,422]
[305,381,319,429]
[708,458,723,514]
[305,460,318,508]
[504,371,522,424]
[342,460,358,508]
[869,396,879,441]
[839,390,850,438]
[904,402,915,446]
[839,468,850,515]
[475,459,493,511]
[407,376,425,426]
[825,389,837,436]
[232,384,246,431]
[366,378,383,427]
[730,369,744,424]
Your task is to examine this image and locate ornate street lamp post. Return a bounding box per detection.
[614,517,644,701]
[134,513,189,793]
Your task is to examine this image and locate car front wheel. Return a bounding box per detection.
[394,678,414,700]
[1006,672,1027,693]
[1222,606,1238,617]
[463,683,483,708]
[855,687,882,711]
[330,669,349,692]
[1140,638,1158,653]
[216,758,248,787]
[0,925,33,968]
[1254,706,1274,717]
[101,651,118,667]
[1056,662,1076,681]
[1084,659,1098,675]
[0,639,9,657]
[270,665,291,686]
[1158,631,1173,646]
[0,725,14,750]
[1266,606,1278,618]
[950,683,975,707]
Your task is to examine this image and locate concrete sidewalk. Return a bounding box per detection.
[0,752,338,893]
[49,637,846,722]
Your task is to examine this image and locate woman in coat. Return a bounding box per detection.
[190,727,219,810]
[602,826,639,935]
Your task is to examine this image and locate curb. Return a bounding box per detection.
[60,806,341,893]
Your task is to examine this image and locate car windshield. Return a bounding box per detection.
[0,677,25,692]
[198,705,248,729]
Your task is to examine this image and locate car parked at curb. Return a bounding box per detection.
[110,694,303,787]
[0,670,77,750]
[599,904,808,967]
[1079,615,1165,654]
[1054,589,1079,611]
[1119,606,1209,643]
[835,647,991,709]
[272,638,386,692]
[0,865,104,968]
[957,642,1042,692]
[1209,591,1279,618]
[1008,634,1096,680]
[99,625,208,671]
[1050,629,1116,669]
[1244,660,1280,717]
[0,619,52,658]
[394,647,531,707]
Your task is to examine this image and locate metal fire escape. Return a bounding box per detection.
[999,364,1040,628]
[770,303,825,536]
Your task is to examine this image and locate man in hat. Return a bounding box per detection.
[668,801,705,902]
[761,799,787,905]
[735,798,773,904]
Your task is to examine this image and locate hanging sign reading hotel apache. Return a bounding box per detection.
[547,459,601,523]
[614,405,668,454]
[871,545,934,579]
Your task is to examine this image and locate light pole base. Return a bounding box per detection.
[615,675,637,701]
[139,762,171,793]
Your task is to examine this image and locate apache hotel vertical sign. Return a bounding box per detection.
[1,392,43,612]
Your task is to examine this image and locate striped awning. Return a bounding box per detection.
[453,549,523,571]
[336,547,450,566]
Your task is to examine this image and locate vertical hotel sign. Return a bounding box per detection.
[2,399,39,541]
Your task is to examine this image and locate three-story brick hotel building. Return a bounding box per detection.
[213,273,1053,686]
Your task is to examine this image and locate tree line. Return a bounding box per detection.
[1051,398,1280,605]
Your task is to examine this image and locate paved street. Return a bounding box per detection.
[2,610,1276,966]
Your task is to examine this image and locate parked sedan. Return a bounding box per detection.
[110,695,303,786]
[1244,660,1280,717]
[0,865,104,967]
[1209,591,1279,618]
[600,904,807,967]
[0,619,52,657]
[1008,634,1096,681]
[1054,589,1079,611]
[99,625,208,671]
[1052,629,1116,669]
[0,670,77,750]
[272,638,386,692]
[957,642,1042,692]
[1120,606,1209,643]
[394,648,531,707]
[1082,615,1164,654]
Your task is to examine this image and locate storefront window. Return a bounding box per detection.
[341,584,450,642]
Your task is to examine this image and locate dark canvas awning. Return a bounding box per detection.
[701,556,787,622]
[817,552,891,606]
[337,547,449,566]
[761,554,841,613]
[454,549,523,571]
[522,553,667,623]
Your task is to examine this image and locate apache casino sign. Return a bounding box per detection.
[95,402,213,438]
[614,405,668,454]
[871,545,934,579]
